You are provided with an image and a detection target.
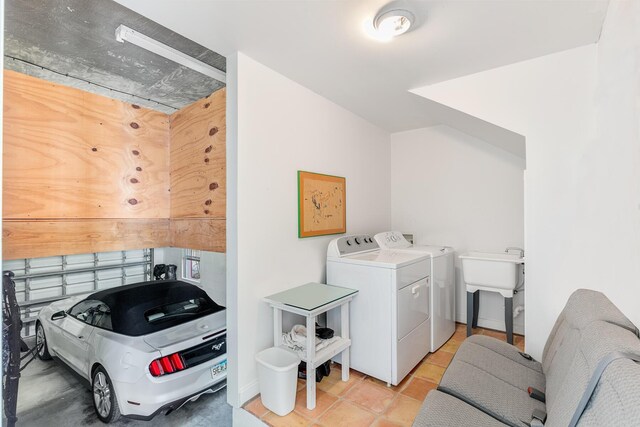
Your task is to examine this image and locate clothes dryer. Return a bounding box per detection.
[374,231,455,351]
[326,235,431,386]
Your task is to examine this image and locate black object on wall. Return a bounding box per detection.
[153,264,177,281]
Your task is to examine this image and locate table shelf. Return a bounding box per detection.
[280,337,351,367]
[264,282,357,411]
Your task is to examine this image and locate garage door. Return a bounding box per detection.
[2,249,153,337]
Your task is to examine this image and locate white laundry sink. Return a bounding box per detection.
[459,252,524,292]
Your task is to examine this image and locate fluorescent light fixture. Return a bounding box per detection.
[115,24,226,83]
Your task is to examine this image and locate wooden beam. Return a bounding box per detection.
[170,218,226,252]
[2,219,171,260]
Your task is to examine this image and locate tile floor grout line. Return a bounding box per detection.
[275,369,371,425]
[378,392,403,426]
[298,390,341,424]
[341,386,394,416]
[316,397,378,426]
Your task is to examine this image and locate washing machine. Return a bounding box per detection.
[374,231,456,352]
[326,235,431,386]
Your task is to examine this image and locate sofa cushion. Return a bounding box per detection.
[412,390,507,427]
[544,321,640,427]
[576,358,640,426]
[542,289,639,373]
[438,354,545,427]
[451,337,545,391]
[463,334,543,374]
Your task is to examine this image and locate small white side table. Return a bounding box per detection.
[264,282,358,410]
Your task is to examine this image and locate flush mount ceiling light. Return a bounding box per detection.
[364,2,417,42]
[373,8,415,38]
[115,24,226,83]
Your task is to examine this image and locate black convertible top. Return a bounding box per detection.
[88,280,224,336]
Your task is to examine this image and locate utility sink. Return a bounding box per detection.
[459,252,524,294]
[461,251,524,344]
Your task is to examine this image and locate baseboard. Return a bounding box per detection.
[238,379,260,407]
[476,317,525,335]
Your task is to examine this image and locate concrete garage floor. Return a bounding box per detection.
[16,351,232,427]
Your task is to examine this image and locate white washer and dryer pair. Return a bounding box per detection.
[326,235,431,386]
[374,231,456,352]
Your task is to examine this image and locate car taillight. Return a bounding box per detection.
[149,360,163,376]
[149,352,186,377]
[170,353,185,370]
[159,356,175,373]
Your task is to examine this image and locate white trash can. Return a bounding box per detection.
[255,347,301,416]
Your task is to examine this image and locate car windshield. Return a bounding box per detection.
[144,297,213,324]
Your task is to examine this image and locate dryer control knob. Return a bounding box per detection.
[346,240,351,246]
[355,237,360,244]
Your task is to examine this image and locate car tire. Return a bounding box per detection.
[35,322,52,360]
[92,366,121,423]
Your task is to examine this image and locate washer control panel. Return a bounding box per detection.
[327,234,379,257]
[374,231,411,249]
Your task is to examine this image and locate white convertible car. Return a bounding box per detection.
[36,280,227,423]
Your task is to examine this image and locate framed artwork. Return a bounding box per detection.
[298,171,346,238]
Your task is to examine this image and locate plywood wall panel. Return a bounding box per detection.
[2,219,171,260]
[3,71,226,258]
[170,218,226,252]
[3,71,170,219]
[170,88,226,219]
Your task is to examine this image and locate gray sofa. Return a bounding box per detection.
[413,289,640,427]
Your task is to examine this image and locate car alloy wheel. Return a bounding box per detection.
[35,323,52,360]
[94,371,111,418]
[92,367,120,423]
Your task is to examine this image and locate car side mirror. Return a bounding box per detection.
[51,310,67,321]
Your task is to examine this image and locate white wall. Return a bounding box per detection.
[0,0,4,410]
[228,53,391,405]
[154,247,226,305]
[584,0,640,331]
[391,125,525,333]
[411,0,640,358]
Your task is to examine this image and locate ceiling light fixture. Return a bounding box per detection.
[115,24,226,83]
[373,8,415,39]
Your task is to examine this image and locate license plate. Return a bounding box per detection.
[211,360,227,378]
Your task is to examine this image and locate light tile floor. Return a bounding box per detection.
[245,323,525,427]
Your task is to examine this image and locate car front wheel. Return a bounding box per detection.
[92,366,121,423]
[35,322,52,360]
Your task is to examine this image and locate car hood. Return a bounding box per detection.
[142,309,226,355]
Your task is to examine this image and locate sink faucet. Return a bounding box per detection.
[505,247,524,258]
